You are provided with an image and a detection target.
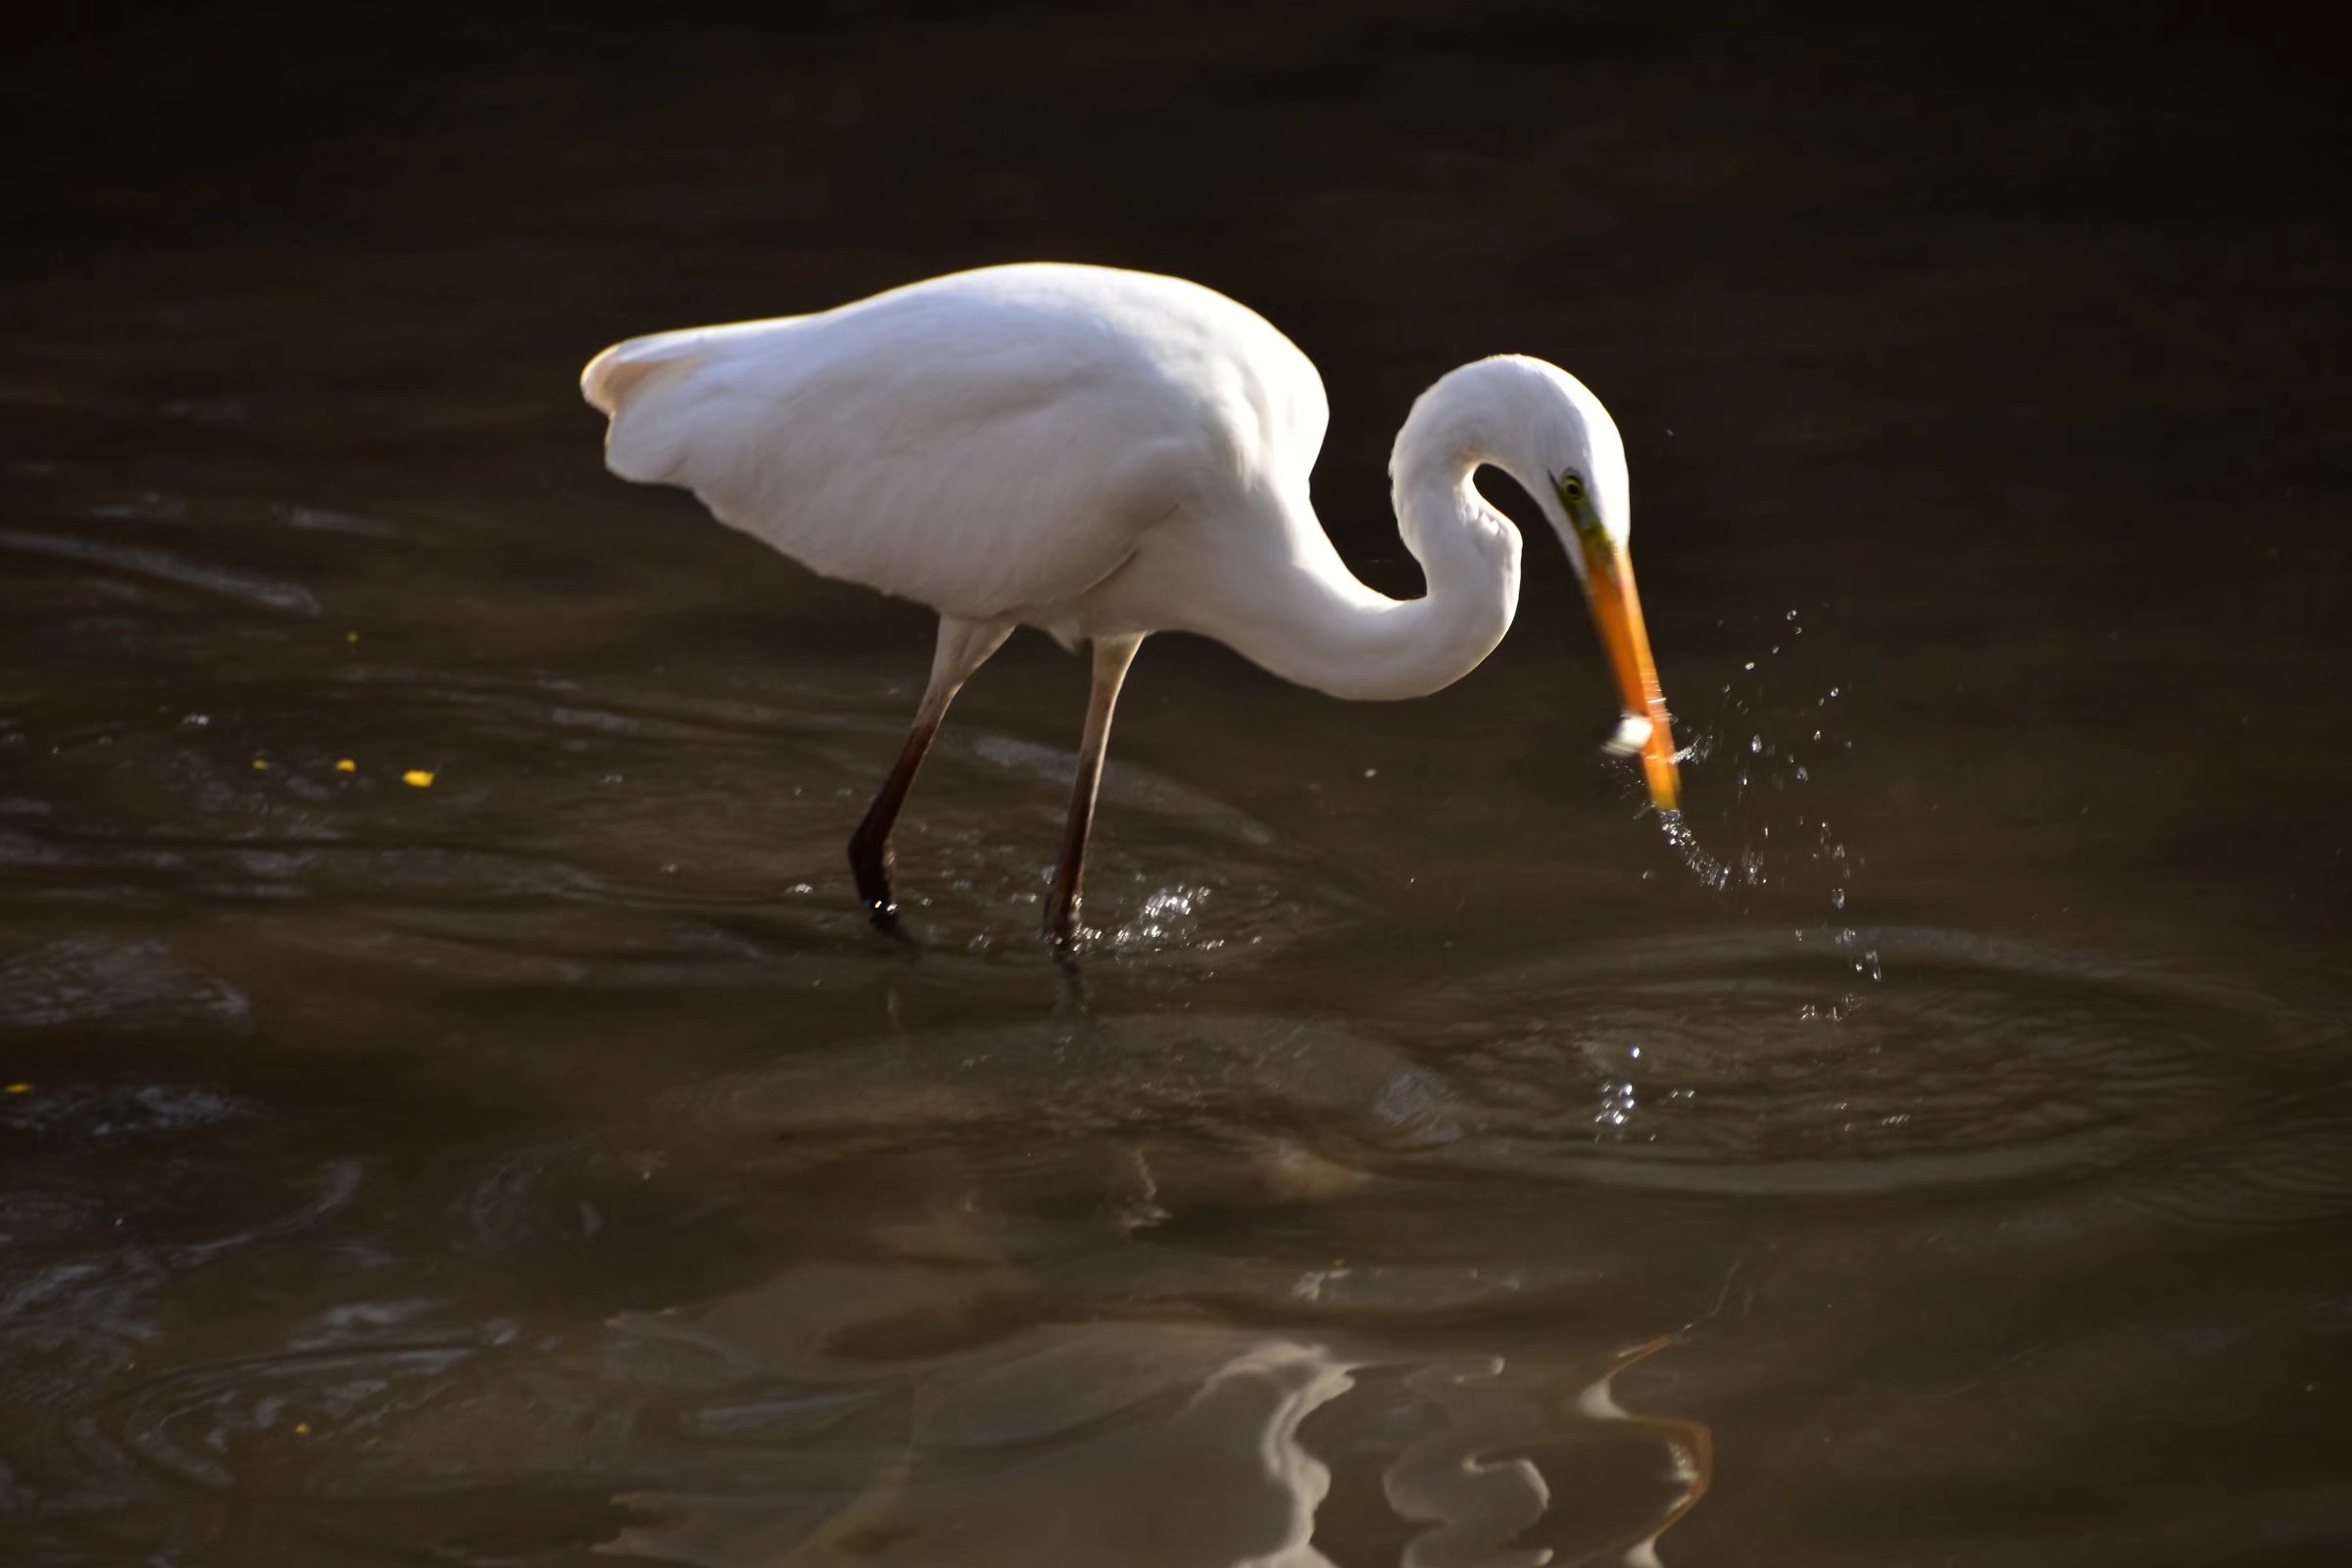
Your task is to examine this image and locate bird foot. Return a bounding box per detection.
[1043,893,1084,953]
[849,835,897,924]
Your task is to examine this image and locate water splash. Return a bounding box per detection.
[1652,608,1868,944]
[1112,883,1217,952]
[1654,810,1730,893]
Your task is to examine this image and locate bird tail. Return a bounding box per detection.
[580,332,697,418]
[579,326,737,486]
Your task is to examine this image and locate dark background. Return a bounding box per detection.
[13,2,2345,545]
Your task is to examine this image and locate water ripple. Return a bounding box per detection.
[0,938,252,1033]
[1380,927,2319,1199]
[8,674,1359,962]
[0,529,320,614]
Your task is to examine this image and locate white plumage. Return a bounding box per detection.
[583,263,1679,945]
[585,268,1312,640]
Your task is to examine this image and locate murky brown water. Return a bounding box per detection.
[6,7,2350,1565]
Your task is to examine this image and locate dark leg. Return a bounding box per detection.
[847,616,1009,927]
[848,714,942,924]
[1045,634,1144,949]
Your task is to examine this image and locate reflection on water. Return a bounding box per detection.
[608,1274,1696,1568]
[7,4,2352,1564]
[612,1329,1714,1568]
[1577,1340,1712,1568]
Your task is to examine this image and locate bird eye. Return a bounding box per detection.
[1556,472,1587,505]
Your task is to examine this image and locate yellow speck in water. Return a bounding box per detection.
[346,631,359,643]
[335,759,357,773]
[251,758,270,771]
[4,1083,30,1095]
[295,1422,311,1435]
[402,769,435,788]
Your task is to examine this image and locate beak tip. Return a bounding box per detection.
[1642,741,1682,814]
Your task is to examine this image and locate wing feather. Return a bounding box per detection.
[582,266,1325,623]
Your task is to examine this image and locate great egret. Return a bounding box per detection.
[582,264,1679,947]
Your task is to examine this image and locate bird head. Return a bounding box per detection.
[1492,359,1681,813]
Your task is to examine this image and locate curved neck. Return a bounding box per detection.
[1196,453,1524,703]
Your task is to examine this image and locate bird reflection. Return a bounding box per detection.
[605,1265,1711,1567]
[608,1321,1348,1566]
[1386,1355,1553,1568]
[1576,1337,1715,1568]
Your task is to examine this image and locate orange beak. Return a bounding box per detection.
[1576,533,1681,812]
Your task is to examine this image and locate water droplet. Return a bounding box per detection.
[1830,887,1846,908]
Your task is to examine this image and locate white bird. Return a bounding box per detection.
[581,264,1680,948]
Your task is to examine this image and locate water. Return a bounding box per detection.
[6,6,2351,1564]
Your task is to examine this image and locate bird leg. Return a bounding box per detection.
[1045,633,1144,949]
[847,718,940,926]
[848,616,1009,927]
